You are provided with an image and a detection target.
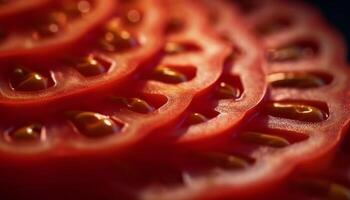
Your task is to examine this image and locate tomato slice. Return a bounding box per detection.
[0,0,114,57]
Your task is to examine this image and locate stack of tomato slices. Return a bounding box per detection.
[0,0,349,199]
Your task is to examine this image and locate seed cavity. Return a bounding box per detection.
[75,56,109,77]
[255,17,292,36]
[216,82,241,99]
[151,66,189,84]
[265,102,328,122]
[197,152,250,170]
[240,131,290,148]
[164,42,201,55]
[183,112,208,126]
[10,67,50,91]
[67,111,121,138]
[111,96,155,114]
[100,18,138,52]
[294,179,350,200]
[8,124,43,142]
[268,72,332,88]
[268,40,319,62]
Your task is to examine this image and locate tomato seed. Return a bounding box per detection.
[127,98,154,114]
[100,19,138,52]
[164,42,201,55]
[9,124,42,142]
[198,152,250,170]
[184,112,208,126]
[75,56,107,76]
[67,111,121,138]
[216,82,241,99]
[268,72,329,88]
[240,131,290,148]
[10,67,49,91]
[111,97,155,114]
[265,102,328,122]
[268,40,318,62]
[151,66,188,84]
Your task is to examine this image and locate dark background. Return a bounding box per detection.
[306,0,350,61]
